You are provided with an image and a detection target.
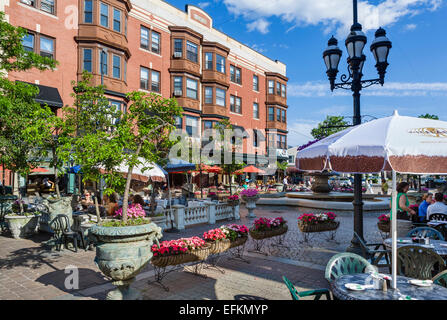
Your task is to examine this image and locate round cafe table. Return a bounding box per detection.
[383,237,447,257]
[330,273,447,300]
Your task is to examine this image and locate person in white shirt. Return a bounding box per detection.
[283,176,289,186]
[426,192,447,220]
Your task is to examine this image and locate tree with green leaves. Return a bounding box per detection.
[276,161,288,182]
[213,119,245,195]
[418,114,439,120]
[311,115,349,139]
[0,12,57,208]
[117,91,182,224]
[59,72,123,222]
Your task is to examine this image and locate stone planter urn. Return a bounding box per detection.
[5,214,41,239]
[39,196,73,233]
[89,221,162,300]
[242,195,259,219]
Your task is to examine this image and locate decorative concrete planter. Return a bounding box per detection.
[89,221,162,300]
[5,214,41,239]
[242,195,259,219]
[39,196,73,233]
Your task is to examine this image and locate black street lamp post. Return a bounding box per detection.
[322,0,392,253]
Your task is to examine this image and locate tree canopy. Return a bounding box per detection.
[311,115,349,140]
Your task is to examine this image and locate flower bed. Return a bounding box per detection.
[297,212,339,233]
[150,237,211,268]
[249,217,288,240]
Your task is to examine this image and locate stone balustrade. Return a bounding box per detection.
[158,201,240,230]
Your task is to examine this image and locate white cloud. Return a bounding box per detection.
[288,81,447,97]
[247,18,270,34]
[404,23,417,30]
[287,119,319,147]
[223,0,442,36]
[198,2,211,9]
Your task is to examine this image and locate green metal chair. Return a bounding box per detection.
[432,270,447,288]
[407,227,444,240]
[325,252,376,283]
[354,231,391,272]
[282,276,331,300]
[397,246,446,280]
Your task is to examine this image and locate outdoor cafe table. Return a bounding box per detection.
[330,273,447,300]
[383,237,447,257]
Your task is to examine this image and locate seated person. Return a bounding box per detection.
[42,177,55,190]
[80,190,94,209]
[427,192,447,220]
[132,194,146,207]
[418,193,432,222]
[103,193,119,216]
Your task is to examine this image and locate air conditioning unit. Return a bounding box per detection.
[173,89,183,96]
[173,51,182,58]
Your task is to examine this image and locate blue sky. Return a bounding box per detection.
[166,0,447,147]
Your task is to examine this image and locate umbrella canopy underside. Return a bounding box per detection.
[296,112,447,174]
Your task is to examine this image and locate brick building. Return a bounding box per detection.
[2,0,289,184]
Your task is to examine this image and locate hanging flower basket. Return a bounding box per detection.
[298,220,339,233]
[377,221,390,233]
[229,235,248,248]
[249,224,288,240]
[207,239,231,254]
[150,244,211,268]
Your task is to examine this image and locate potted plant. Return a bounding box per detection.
[240,189,259,218]
[227,194,240,206]
[297,212,339,233]
[377,214,390,233]
[220,223,249,248]
[150,237,211,268]
[249,216,288,240]
[203,228,230,254]
[66,76,183,300]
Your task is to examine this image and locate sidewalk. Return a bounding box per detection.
[0,206,384,300]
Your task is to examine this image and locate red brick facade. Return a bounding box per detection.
[5,0,288,164]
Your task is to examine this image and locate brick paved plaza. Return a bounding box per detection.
[0,206,386,300]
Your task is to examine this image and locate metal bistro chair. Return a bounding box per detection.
[325,252,376,283]
[433,270,447,288]
[282,276,331,300]
[397,245,446,280]
[406,227,445,240]
[354,232,391,272]
[429,213,447,240]
[51,214,84,252]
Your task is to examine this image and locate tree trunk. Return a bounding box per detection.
[93,181,101,223]
[150,183,157,215]
[228,172,232,196]
[121,142,143,224]
[52,146,61,198]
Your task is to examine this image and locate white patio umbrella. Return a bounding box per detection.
[100,157,167,183]
[296,110,447,289]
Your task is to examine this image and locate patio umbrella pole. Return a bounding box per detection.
[165,172,179,233]
[391,169,397,289]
